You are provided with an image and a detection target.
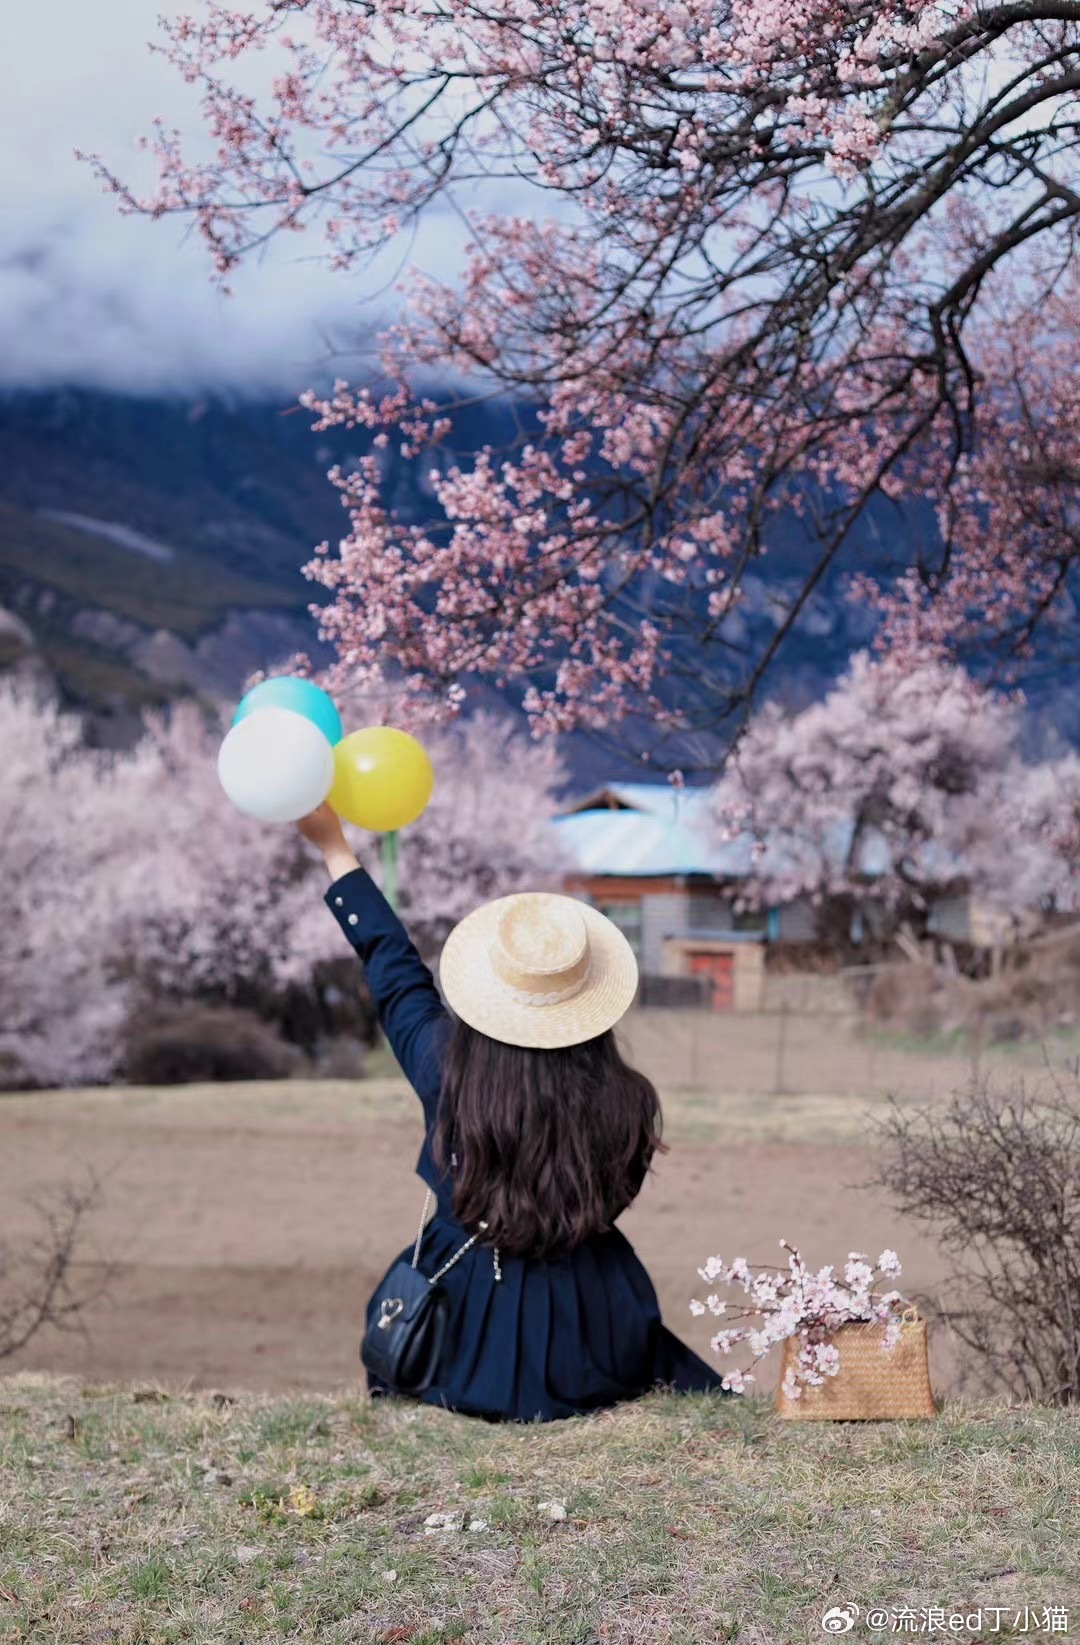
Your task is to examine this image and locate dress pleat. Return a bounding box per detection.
[364,1212,729,1422]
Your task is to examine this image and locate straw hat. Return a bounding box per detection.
[438,891,640,1049]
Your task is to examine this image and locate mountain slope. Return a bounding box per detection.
[2,387,1075,774]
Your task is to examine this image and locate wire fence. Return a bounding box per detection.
[616,1002,1048,1100]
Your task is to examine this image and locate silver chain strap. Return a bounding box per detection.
[412,1187,502,1283]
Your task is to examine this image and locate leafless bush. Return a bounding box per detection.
[275,957,378,1055]
[864,933,1080,1046]
[122,1002,307,1085]
[976,936,1080,1038]
[307,1035,368,1080]
[1,1176,110,1361]
[864,964,958,1037]
[868,1066,1080,1404]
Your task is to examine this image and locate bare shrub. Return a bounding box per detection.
[868,1066,1080,1404]
[0,1048,34,1093]
[1,1177,110,1361]
[865,964,957,1037]
[122,1003,306,1085]
[974,935,1080,1038]
[863,929,1080,1046]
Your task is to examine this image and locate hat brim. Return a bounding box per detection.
[437,894,640,1049]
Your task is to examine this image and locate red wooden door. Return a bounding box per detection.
[688,950,735,1010]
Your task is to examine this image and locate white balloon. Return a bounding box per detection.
[217,705,334,824]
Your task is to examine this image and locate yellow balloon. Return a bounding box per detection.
[328,726,435,831]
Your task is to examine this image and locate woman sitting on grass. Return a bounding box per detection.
[299,802,727,1423]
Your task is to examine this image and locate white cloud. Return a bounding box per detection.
[0,0,475,394]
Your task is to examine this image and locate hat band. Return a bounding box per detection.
[503,960,592,1008]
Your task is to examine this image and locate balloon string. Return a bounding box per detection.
[383,829,399,913]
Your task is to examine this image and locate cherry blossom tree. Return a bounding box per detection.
[0,687,339,1086]
[0,685,132,1088]
[0,683,569,1087]
[990,748,1080,915]
[107,701,338,1011]
[86,0,1080,756]
[708,652,1080,937]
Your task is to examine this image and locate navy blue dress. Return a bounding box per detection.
[326,866,728,1422]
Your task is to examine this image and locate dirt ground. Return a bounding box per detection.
[0,1012,1011,1401]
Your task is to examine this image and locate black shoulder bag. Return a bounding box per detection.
[361,1188,502,1394]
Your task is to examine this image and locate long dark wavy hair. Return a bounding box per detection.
[430,1016,668,1261]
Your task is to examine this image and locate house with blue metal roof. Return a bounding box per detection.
[552,782,809,1008]
[554,782,1035,1008]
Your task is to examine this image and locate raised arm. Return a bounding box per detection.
[298,804,449,1115]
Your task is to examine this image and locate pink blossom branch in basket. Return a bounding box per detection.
[690,1242,913,1398]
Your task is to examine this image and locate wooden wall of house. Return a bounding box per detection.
[775,898,818,943]
[568,874,825,970]
[685,889,738,930]
[641,892,690,974]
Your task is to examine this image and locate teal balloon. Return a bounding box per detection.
[233,676,342,747]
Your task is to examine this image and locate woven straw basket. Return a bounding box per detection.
[775,1308,935,1421]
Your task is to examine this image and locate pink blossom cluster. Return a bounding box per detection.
[689,1240,909,1397]
[852,274,1080,671]
[89,0,963,267]
[84,0,1080,740]
[706,651,1080,924]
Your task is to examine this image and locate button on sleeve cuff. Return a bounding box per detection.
[323,866,386,946]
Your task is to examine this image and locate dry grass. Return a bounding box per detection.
[1,1374,1077,1645]
[0,1073,913,1146]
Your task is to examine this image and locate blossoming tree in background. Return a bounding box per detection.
[706,653,1080,938]
[0,684,568,1087]
[0,687,132,1088]
[993,753,1080,915]
[0,688,340,1088]
[103,701,339,1012]
[88,0,1080,752]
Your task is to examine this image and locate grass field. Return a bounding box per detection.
[3,1021,1079,1642]
[1,1375,1077,1645]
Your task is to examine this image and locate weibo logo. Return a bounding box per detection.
[821,1604,860,1634]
